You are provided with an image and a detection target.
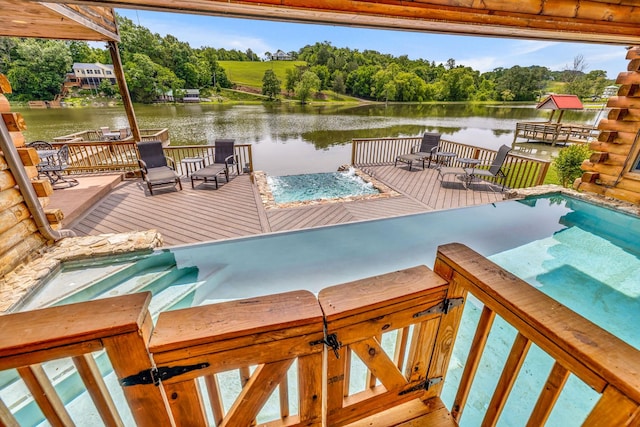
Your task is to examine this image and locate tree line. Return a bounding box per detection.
[0,16,612,103]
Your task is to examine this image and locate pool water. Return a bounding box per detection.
[8,194,640,426]
[266,169,379,204]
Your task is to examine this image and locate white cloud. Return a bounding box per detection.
[511,40,558,56]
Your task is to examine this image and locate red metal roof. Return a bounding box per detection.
[536,94,583,110]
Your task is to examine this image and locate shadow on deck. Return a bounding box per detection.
[57,165,507,246]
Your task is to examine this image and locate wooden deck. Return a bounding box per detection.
[69,165,506,246]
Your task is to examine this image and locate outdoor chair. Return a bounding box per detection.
[438,144,512,191]
[137,141,182,195]
[36,144,79,188]
[394,132,441,171]
[190,139,240,189]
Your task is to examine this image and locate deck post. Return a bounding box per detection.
[108,41,141,142]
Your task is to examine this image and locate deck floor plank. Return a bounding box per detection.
[69,165,506,246]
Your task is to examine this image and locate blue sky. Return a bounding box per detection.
[117,9,629,79]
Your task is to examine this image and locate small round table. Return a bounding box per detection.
[435,151,456,166]
[181,157,205,177]
[458,158,481,167]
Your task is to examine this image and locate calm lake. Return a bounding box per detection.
[15,103,603,176]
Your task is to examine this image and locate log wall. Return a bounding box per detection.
[576,46,640,204]
[0,74,59,278]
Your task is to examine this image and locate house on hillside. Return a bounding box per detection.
[270,50,293,61]
[65,63,116,90]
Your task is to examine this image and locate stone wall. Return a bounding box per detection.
[576,46,640,204]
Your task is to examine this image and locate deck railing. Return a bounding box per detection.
[53,128,170,146]
[1,244,638,426]
[352,137,550,188]
[45,142,254,175]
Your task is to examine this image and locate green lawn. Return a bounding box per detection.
[219,61,307,88]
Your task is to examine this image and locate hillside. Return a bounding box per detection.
[219,60,307,88]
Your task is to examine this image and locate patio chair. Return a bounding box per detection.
[394,132,441,171]
[137,141,182,195]
[190,139,240,189]
[36,144,79,188]
[438,144,512,190]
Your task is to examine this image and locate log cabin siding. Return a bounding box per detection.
[0,75,55,278]
[576,46,640,204]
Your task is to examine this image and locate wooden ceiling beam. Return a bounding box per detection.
[0,1,118,41]
[37,0,640,44]
[41,3,119,40]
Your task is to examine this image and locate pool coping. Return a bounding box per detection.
[253,166,401,210]
[506,184,640,217]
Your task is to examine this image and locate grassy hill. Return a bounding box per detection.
[219,60,307,88]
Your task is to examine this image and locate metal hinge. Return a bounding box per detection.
[413,297,464,318]
[399,377,443,395]
[119,362,210,387]
[310,322,342,359]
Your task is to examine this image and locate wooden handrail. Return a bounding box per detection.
[0,292,171,427]
[433,243,640,425]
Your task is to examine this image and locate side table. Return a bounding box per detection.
[181,157,205,177]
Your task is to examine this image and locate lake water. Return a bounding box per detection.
[15,103,603,175]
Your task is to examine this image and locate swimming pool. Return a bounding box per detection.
[10,193,640,425]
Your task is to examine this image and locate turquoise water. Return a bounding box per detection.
[266,169,379,204]
[8,194,640,425]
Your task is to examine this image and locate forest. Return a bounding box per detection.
[0,15,612,104]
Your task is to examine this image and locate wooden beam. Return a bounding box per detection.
[37,0,640,44]
[108,41,141,142]
[41,3,119,41]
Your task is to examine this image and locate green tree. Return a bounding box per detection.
[331,71,346,94]
[68,41,103,63]
[295,70,321,104]
[124,53,183,103]
[493,65,550,101]
[438,67,477,101]
[553,144,592,187]
[285,65,306,95]
[310,65,330,90]
[98,79,117,97]
[346,65,380,98]
[262,69,281,100]
[0,38,17,73]
[7,39,72,101]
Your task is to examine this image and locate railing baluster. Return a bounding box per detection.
[482,332,532,426]
[393,326,410,371]
[17,364,75,427]
[279,376,289,418]
[452,305,496,421]
[72,353,124,427]
[204,374,225,425]
[526,362,569,426]
[0,398,19,427]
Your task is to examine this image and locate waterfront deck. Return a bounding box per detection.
[62,165,506,246]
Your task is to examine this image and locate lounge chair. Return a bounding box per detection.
[394,132,441,171]
[137,141,182,195]
[190,139,240,189]
[438,144,512,190]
